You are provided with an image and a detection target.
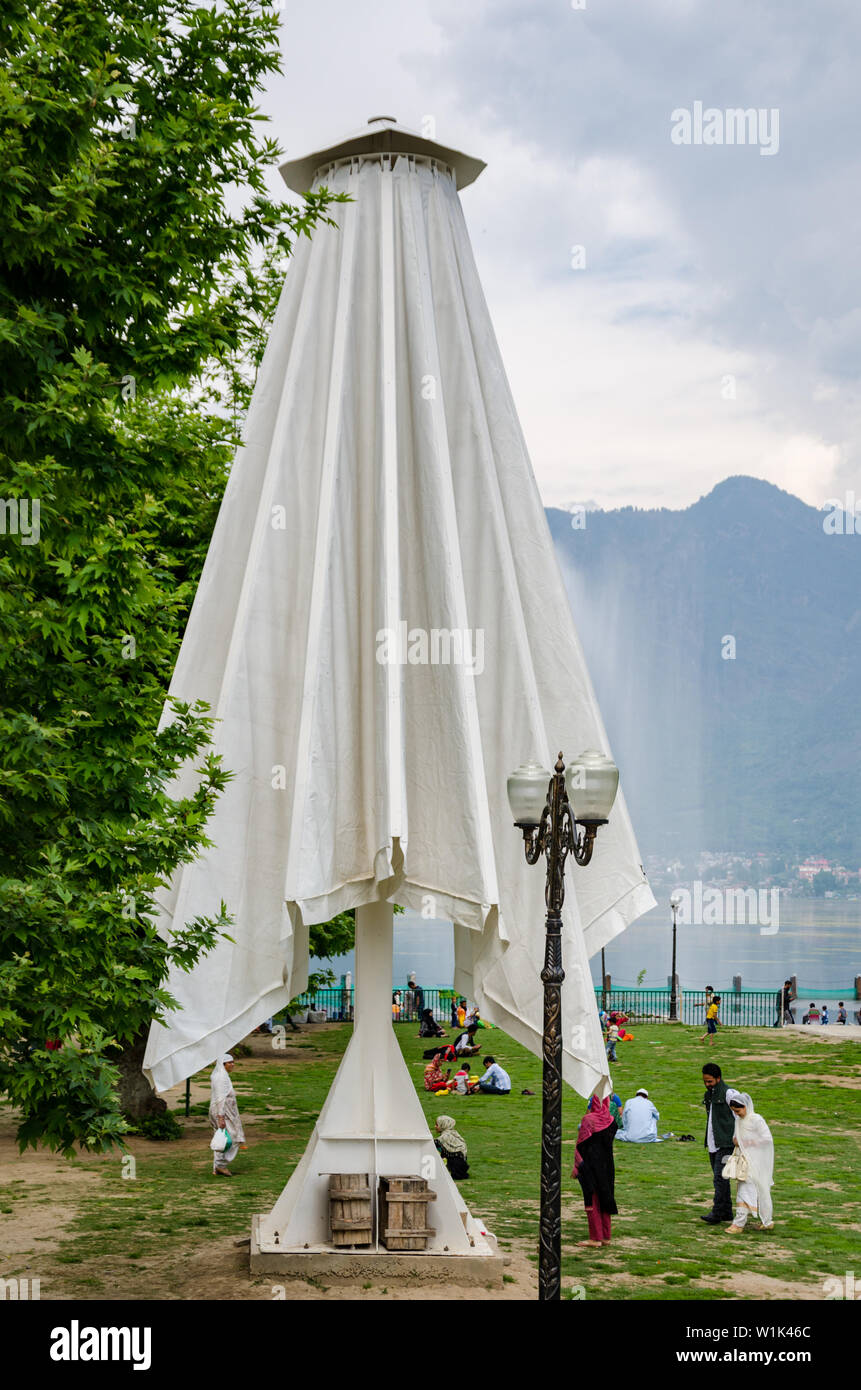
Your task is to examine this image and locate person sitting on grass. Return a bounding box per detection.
[452,1062,478,1095]
[424,1052,451,1093]
[616,1088,659,1143]
[725,1090,775,1234]
[434,1115,470,1180]
[453,1023,481,1056]
[418,1007,446,1039]
[477,1055,511,1094]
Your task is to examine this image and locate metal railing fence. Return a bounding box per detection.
[278,985,783,1027]
[281,985,457,1024]
[596,987,781,1027]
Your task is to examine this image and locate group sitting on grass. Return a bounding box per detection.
[801,1002,851,1024]
[423,1051,511,1096]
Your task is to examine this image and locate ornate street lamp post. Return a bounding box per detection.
[669,892,682,1021]
[507,749,619,1302]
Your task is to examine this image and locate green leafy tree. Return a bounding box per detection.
[282,912,357,1026]
[0,0,341,1153]
[812,870,838,897]
[307,911,358,968]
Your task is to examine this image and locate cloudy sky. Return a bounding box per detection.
[261,0,860,510]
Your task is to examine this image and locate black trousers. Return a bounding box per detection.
[709,1146,735,1218]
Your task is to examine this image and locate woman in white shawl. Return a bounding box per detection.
[209,1054,245,1177]
[725,1090,774,1231]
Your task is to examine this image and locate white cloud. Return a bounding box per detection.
[264,0,861,509]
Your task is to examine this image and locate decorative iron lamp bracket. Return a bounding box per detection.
[514,755,608,907]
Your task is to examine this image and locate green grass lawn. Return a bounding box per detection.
[397,1021,861,1300]
[1,1020,858,1300]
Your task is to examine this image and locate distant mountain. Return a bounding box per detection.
[548,476,861,863]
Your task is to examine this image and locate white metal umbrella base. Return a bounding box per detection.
[252,903,501,1270]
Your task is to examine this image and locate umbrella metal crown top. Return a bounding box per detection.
[279,115,486,193]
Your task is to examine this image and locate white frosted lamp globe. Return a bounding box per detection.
[507,762,550,827]
[565,749,619,823]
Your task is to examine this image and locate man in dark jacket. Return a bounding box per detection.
[701,1062,735,1224]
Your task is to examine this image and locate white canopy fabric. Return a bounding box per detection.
[143,141,654,1097]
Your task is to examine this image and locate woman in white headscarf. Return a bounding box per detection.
[434,1114,470,1180]
[725,1090,774,1231]
[209,1054,245,1177]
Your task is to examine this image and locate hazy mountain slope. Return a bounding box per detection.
[547,476,861,861]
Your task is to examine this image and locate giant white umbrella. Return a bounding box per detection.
[144,118,654,1259]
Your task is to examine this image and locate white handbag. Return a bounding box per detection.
[722,1150,749,1181]
[210,1128,232,1153]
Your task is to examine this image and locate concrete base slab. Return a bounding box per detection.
[785,1022,861,1040]
[250,1215,509,1286]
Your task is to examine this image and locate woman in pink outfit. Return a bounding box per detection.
[572,1095,619,1245]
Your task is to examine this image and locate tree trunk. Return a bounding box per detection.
[112,1028,166,1120]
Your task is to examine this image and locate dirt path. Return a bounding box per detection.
[0,1028,535,1302]
[0,1118,537,1301]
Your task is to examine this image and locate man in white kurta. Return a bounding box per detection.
[617,1089,660,1143]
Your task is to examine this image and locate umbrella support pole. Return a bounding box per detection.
[251,902,504,1281]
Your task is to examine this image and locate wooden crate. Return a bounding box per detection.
[328,1173,373,1247]
[378,1175,437,1251]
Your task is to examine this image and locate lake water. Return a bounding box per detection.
[314,899,861,997]
[601,896,860,994]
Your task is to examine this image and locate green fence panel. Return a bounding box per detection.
[275,984,780,1026]
[595,987,780,1027]
[280,985,457,1024]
